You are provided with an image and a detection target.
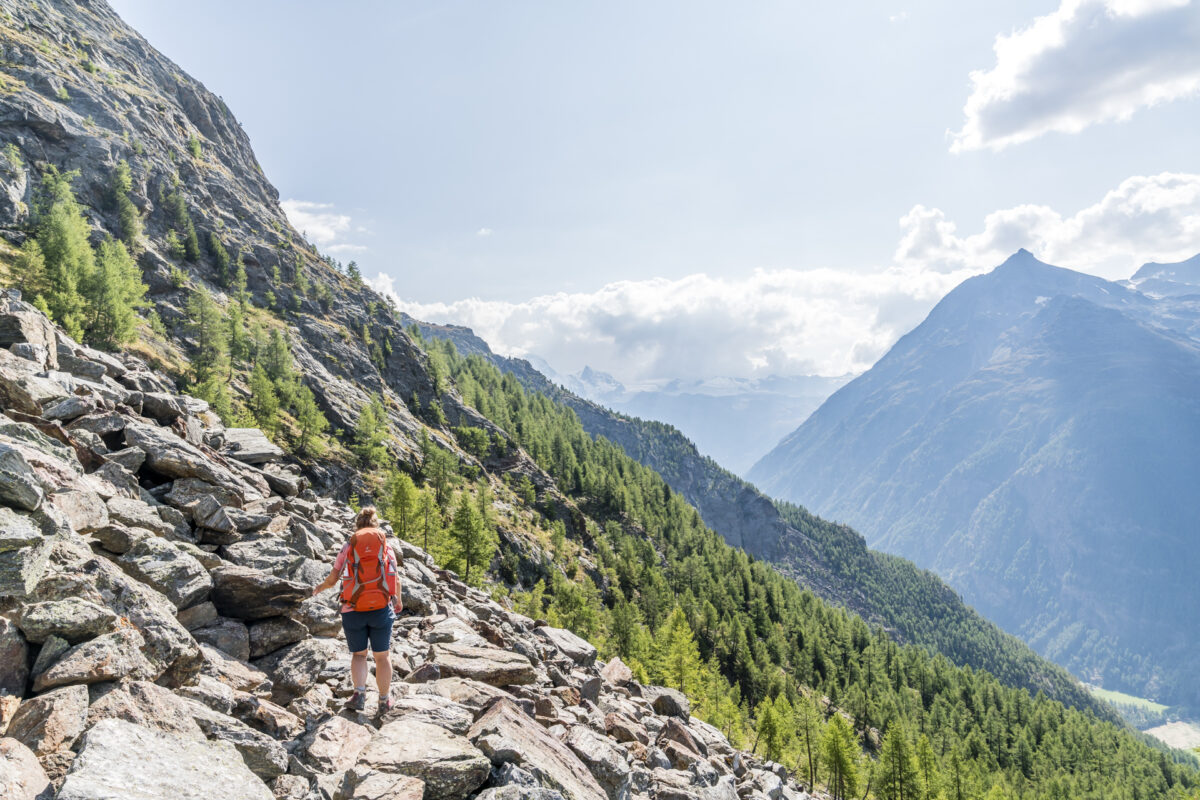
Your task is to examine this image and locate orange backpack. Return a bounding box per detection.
[340,527,397,612]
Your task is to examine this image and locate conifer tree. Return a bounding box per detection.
[185,286,231,418]
[416,491,439,554]
[247,364,279,435]
[293,382,327,456]
[753,698,778,758]
[795,693,825,790]
[33,168,94,340]
[84,237,146,349]
[110,160,142,250]
[353,395,390,470]
[915,734,938,800]
[347,260,361,283]
[823,714,859,800]
[263,328,293,383]
[658,607,703,696]
[447,492,496,585]
[210,233,230,286]
[386,471,419,541]
[12,239,47,298]
[876,722,920,800]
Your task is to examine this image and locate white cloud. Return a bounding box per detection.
[369,172,1200,386]
[889,11,909,23]
[370,267,971,383]
[894,172,1200,277]
[951,0,1200,151]
[281,199,368,255]
[476,228,493,237]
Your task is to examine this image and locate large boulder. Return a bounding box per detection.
[0,300,58,370]
[221,429,284,464]
[186,701,287,781]
[193,618,251,662]
[357,717,491,800]
[0,444,44,511]
[643,686,690,720]
[210,565,308,621]
[34,547,203,685]
[600,657,633,686]
[564,725,632,800]
[32,628,153,691]
[119,537,212,610]
[5,684,89,755]
[252,638,339,704]
[123,421,245,498]
[429,643,537,687]
[247,616,308,659]
[55,719,274,800]
[0,616,30,695]
[0,508,55,599]
[0,737,51,800]
[536,626,598,668]
[0,349,68,415]
[338,768,424,800]
[297,715,374,773]
[17,597,118,644]
[380,693,475,735]
[86,681,206,740]
[468,698,607,800]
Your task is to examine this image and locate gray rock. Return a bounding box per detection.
[357,717,491,800]
[643,686,690,720]
[30,635,69,679]
[47,488,108,533]
[401,581,435,616]
[90,523,152,554]
[476,789,567,800]
[5,684,89,755]
[198,644,272,694]
[186,700,288,780]
[194,618,251,662]
[176,600,219,631]
[105,446,146,472]
[221,428,284,464]
[468,698,607,800]
[0,303,58,370]
[338,767,425,800]
[378,693,474,735]
[106,496,176,537]
[0,509,53,599]
[564,725,632,800]
[295,597,341,637]
[222,537,302,576]
[140,393,187,423]
[261,465,303,497]
[252,638,338,704]
[0,617,29,695]
[32,628,153,691]
[119,537,212,610]
[123,421,245,497]
[66,412,127,437]
[297,715,374,773]
[429,643,537,687]
[56,719,274,800]
[176,674,236,716]
[0,350,68,414]
[210,565,309,621]
[0,737,52,800]
[17,597,119,644]
[537,626,598,668]
[0,443,43,511]
[248,616,308,659]
[41,395,97,423]
[85,680,206,741]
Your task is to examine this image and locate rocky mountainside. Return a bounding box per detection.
[0,292,799,800]
[750,250,1200,711]
[410,320,1106,716]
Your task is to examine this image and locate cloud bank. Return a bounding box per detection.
[372,172,1200,385]
[281,200,368,256]
[951,0,1200,151]
[895,172,1200,276]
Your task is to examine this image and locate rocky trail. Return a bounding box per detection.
[0,290,812,800]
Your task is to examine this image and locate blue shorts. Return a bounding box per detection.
[341,606,395,653]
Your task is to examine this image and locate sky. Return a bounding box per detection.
[109,0,1200,384]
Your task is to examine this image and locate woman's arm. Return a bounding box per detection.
[311,564,340,596]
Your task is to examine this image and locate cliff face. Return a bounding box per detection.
[0,0,497,490]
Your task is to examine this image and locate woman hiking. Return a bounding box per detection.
[311,506,401,713]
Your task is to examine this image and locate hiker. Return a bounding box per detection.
[311,506,401,712]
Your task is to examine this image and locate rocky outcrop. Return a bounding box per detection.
[0,297,812,800]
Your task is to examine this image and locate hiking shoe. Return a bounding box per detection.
[379,694,395,715]
[347,691,366,712]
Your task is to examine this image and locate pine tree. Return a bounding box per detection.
[226,300,250,370]
[915,734,939,800]
[33,168,94,340]
[185,286,231,419]
[353,395,390,470]
[386,471,419,541]
[12,239,47,297]
[347,260,361,283]
[231,249,248,304]
[823,714,859,800]
[210,233,230,286]
[658,607,703,696]
[84,237,146,349]
[795,693,825,789]
[447,492,496,585]
[263,328,293,383]
[247,364,280,435]
[292,382,327,456]
[416,491,439,554]
[876,722,920,800]
[753,699,778,758]
[110,160,142,250]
